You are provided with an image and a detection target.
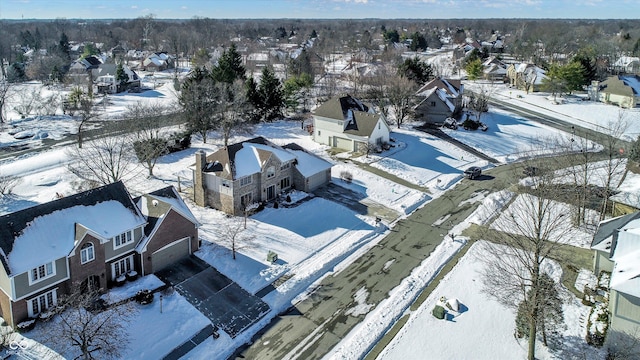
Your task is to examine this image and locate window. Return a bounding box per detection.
[221,179,232,188]
[280,177,291,190]
[114,230,133,248]
[318,130,321,136]
[112,255,133,280]
[241,193,253,207]
[28,289,57,317]
[80,243,95,264]
[430,101,436,107]
[30,262,55,284]
[240,176,252,186]
[280,162,290,171]
[266,166,275,179]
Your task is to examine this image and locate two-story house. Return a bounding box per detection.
[0,181,199,327]
[93,63,141,94]
[414,78,464,124]
[193,137,332,215]
[590,212,640,344]
[312,94,391,152]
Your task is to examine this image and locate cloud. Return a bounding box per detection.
[333,0,368,3]
[131,5,138,9]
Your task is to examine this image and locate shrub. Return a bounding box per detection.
[340,171,353,183]
[135,290,154,305]
[273,201,279,209]
[432,305,446,320]
[462,119,480,130]
[286,194,292,203]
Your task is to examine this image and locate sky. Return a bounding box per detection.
[0,0,637,20]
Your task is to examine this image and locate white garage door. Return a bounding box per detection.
[334,137,352,151]
[152,237,190,273]
[307,172,328,191]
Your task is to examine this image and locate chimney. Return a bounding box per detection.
[194,150,207,206]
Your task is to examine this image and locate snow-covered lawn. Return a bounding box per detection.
[376,240,600,360]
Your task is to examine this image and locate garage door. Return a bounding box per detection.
[334,137,352,151]
[307,172,328,191]
[152,237,191,273]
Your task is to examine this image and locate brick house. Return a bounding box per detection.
[193,137,332,215]
[0,181,199,327]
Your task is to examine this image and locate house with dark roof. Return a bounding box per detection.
[590,212,640,342]
[589,75,640,109]
[93,63,141,94]
[312,94,391,152]
[0,181,199,327]
[413,78,464,124]
[193,137,332,215]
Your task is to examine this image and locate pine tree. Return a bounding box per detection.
[116,63,129,85]
[212,44,246,83]
[58,32,70,60]
[247,66,284,122]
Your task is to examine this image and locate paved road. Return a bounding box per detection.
[233,168,512,359]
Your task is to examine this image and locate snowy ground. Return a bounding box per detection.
[0,71,631,359]
[376,240,602,360]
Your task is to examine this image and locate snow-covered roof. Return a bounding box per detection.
[621,75,640,95]
[234,142,296,178]
[283,147,333,177]
[613,56,640,67]
[0,181,146,276]
[610,247,640,298]
[436,89,456,113]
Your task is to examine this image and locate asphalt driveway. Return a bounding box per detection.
[155,256,270,338]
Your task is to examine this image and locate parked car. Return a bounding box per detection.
[464,166,482,179]
[443,117,458,130]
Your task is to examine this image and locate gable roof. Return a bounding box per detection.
[135,186,199,253]
[591,212,640,252]
[201,137,296,180]
[416,78,461,98]
[92,64,140,82]
[313,94,383,138]
[600,75,640,97]
[0,181,146,276]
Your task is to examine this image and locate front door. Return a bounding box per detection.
[267,185,276,200]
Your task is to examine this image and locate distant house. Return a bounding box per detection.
[507,63,546,93]
[142,52,173,72]
[312,94,391,152]
[193,137,332,215]
[613,56,640,74]
[590,213,640,343]
[414,78,464,124]
[588,75,640,109]
[482,57,507,82]
[93,63,141,94]
[0,181,199,327]
[68,55,103,85]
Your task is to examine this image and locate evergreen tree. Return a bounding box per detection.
[383,29,400,44]
[572,48,597,85]
[465,58,484,80]
[310,29,318,38]
[289,49,315,78]
[514,273,564,347]
[398,57,433,85]
[116,63,129,85]
[409,32,427,52]
[179,67,219,143]
[58,32,70,60]
[212,44,246,83]
[247,66,284,122]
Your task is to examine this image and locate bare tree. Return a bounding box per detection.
[387,75,417,128]
[218,80,253,147]
[598,111,629,220]
[127,102,171,177]
[44,283,136,360]
[71,97,100,149]
[67,135,138,186]
[219,216,256,260]
[467,83,493,124]
[0,80,12,126]
[480,172,578,360]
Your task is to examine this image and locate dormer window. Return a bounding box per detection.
[280,162,290,170]
[114,230,133,249]
[266,166,275,178]
[30,262,55,284]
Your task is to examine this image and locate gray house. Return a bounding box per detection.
[193,137,332,215]
[0,181,199,327]
[590,212,640,343]
[414,78,463,124]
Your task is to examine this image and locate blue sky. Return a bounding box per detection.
[0,0,635,19]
